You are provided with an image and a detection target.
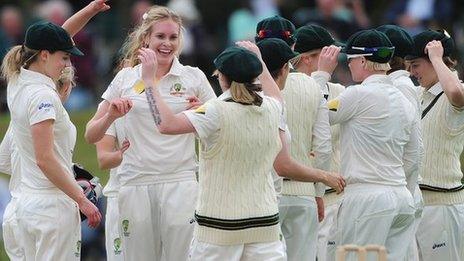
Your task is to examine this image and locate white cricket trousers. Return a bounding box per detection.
[106,196,123,261]
[416,203,464,261]
[278,195,318,261]
[2,197,24,261]
[118,179,198,261]
[405,185,424,261]
[16,190,81,260]
[317,201,338,261]
[189,239,287,261]
[326,184,415,261]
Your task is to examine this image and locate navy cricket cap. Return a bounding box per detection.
[255,15,296,46]
[25,21,84,56]
[343,29,394,63]
[257,38,299,72]
[294,24,343,53]
[214,46,263,83]
[405,29,455,60]
[376,25,413,59]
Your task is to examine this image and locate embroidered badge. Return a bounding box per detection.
[74,240,81,257]
[132,80,145,94]
[170,83,186,96]
[327,99,340,112]
[114,237,122,255]
[122,219,130,237]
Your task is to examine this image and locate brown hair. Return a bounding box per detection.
[119,5,183,68]
[1,45,40,82]
[387,56,406,73]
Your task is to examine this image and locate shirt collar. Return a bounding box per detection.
[361,74,392,86]
[19,67,56,90]
[167,57,182,76]
[218,89,231,100]
[426,82,443,96]
[388,70,409,81]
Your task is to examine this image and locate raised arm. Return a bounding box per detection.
[62,0,110,37]
[426,40,464,108]
[235,41,283,103]
[139,48,195,134]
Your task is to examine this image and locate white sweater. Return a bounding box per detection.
[194,98,282,245]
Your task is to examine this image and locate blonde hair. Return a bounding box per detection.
[1,45,40,82]
[119,5,183,68]
[364,60,391,72]
[56,66,76,91]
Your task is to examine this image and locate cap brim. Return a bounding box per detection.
[404,54,422,60]
[66,46,84,56]
[333,40,345,47]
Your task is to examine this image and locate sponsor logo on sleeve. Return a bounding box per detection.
[38,102,54,112]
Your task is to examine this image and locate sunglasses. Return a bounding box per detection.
[350,46,395,58]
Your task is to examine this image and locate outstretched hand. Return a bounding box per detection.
[322,171,345,194]
[90,0,111,13]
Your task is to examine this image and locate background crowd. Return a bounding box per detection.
[0,0,463,260]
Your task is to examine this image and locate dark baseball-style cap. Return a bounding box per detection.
[255,15,296,46]
[405,29,455,60]
[343,29,394,63]
[25,21,84,56]
[214,46,263,83]
[294,24,343,53]
[376,25,413,59]
[257,38,299,72]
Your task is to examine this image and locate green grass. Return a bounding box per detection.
[0,109,108,260]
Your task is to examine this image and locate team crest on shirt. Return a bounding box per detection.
[122,219,130,237]
[74,240,81,257]
[327,99,340,112]
[132,80,145,94]
[113,237,122,255]
[170,83,186,96]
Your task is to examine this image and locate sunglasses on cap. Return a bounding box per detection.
[350,46,395,58]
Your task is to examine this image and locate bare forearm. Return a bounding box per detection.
[85,113,116,144]
[146,86,184,133]
[97,151,122,170]
[259,61,283,102]
[431,58,464,107]
[62,5,99,37]
[37,155,86,204]
[275,156,325,183]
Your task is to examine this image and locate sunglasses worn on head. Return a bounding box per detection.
[257,29,292,40]
[350,46,395,58]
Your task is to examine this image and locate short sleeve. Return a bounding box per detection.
[102,68,130,101]
[183,101,220,141]
[28,89,59,126]
[105,122,117,137]
[444,103,464,132]
[0,124,13,175]
[195,69,217,102]
[266,96,286,131]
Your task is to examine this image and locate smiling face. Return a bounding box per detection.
[146,19,180,67]
[41,50,71,81]
[408,58,438,89]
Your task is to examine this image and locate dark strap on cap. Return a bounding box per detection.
[419,184,464,193]
[421,91,444,119]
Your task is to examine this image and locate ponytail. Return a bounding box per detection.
[1,45,40,82]
[230,81,263,106]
